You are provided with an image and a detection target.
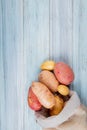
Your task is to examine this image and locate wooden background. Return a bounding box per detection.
[0,0,87,130]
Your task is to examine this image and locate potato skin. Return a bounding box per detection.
[38,70,59,92]
[40,60,55,71]
[49,95,64,116]
[54,62,74,85]
[57,85,70,96]
[31,82,55,109]
[28,87,42,111]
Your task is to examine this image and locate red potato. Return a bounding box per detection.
[28,87,42,111]
[31,82,55,109]
[54,62,74,85]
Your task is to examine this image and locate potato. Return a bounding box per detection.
[28,87,42,111]
[57,85,70,96]
[54,62,74,85]
[31,82,55,109]
[40,60,55,71]
[49,95,64,116]
[38,70,59,92]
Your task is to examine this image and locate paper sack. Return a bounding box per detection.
[35,91,87,130]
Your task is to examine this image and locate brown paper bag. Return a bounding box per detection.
[35,91,87,130]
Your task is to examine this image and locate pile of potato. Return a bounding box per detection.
[28,61,74,116]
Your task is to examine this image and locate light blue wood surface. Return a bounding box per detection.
[0,0,87,130]
[73,0,87,105]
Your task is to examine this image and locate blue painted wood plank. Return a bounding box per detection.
[0,1,6,130]
[0,1,87,130]
[1,0,24,130]
[49,0,60,60]
[73,0,87,105]
[72,0,81,99]
[23,0,50,130]
[78,0,87,106]
[49,0,73,66]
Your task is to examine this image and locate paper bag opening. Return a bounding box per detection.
[35,91,80,128]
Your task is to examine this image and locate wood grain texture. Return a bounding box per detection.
[23,0,49,130]
[0,0,87,130]
[0,0,24,130]
[73,0,87,105]
[0,1,6,130]
[50,0,73,66]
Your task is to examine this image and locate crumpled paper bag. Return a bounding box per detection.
[35,91,87,130]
